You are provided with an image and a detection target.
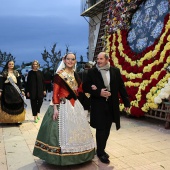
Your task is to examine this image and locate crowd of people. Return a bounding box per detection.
[0,51,130,165]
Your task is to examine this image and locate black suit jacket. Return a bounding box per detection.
[83,66,130,130]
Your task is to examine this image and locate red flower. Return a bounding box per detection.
[150,79,158,87]
[131,107,144,117]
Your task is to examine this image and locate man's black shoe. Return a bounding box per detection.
[98,154,110,164]
[104,152,109,159]
[96,150,109,158]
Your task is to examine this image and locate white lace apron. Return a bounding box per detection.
[58,99,95,153]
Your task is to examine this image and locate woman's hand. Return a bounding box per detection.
[53,105,59,120]
[43,91,46,96]
[91,85,97,90]
[53,110,59,120]
[0,91,1,97]
[27,92,30,97]
[22,91,25,96]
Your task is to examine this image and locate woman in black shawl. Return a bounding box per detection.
[0,60,25,123]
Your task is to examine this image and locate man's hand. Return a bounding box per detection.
[100,88,111,98]
[124,107,130,113]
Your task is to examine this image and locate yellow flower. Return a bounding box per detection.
[145,51,152,59]
[166,22,170,29]
[166,57,170,63]
[122,70,126,75]
[167,35,170,41]
[141,104,149,112]
[146,93,152,99]
[131,101,138,107]
[131,61,136,66]
[137,60,142,66]
[136,94,142,100]
[155,44,160,51]
[151,87,157,93]
[150,96,155,102]
[118,45,123,51]
[129,73,136,79]
[119,104,124,111]
[148,103,158,109]
[152,50,158,57]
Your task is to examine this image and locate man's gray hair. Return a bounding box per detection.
[98,52,109,59]
[104,53,109,59]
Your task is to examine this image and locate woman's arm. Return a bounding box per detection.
[52,75,61,120]
[83,70,101,97]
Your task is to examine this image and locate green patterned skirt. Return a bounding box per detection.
[33,105,95,166]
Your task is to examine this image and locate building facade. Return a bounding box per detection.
[80,0,105,61]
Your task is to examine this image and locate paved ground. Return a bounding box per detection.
[0,99,170,170]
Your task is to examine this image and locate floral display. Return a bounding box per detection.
[104,0,170,116]
[106,0,143,33]
[127,0,169,53]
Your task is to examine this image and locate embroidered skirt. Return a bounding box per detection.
[0,83,25,123]
[33,101,95,166]
[0,107,26,123]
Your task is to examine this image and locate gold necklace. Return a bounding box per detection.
[64,69,74,76]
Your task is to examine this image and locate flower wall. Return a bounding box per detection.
[104,0,170,116]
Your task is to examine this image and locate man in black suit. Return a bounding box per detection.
[83,52,130,164]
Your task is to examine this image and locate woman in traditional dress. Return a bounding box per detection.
[26,60,46,123]
[0,60,26,124]
[33,52,95,166]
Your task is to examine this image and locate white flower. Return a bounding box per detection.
[88,61,95,66]
[154,96,162,104]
